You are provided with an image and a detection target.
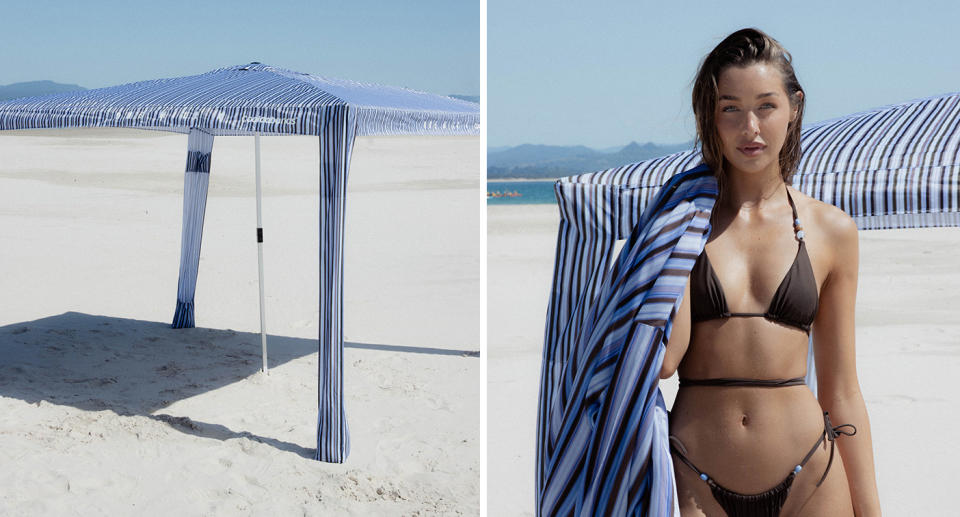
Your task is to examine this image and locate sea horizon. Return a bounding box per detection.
[487,179,556,205]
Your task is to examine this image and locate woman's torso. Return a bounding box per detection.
[669,184,833,493]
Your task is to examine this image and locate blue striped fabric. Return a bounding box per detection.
[0,63,479,137]
[793,91,960,229]
[316,105,356,462]
[538,92,960,514]
[538,166,717,515]
[172,129,214,329]
[0,63,478,464]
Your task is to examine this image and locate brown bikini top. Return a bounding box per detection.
[689,185,819,334]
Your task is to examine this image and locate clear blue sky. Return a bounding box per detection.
[490,0,960,149]
[2,0,479,96]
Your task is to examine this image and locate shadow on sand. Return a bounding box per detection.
[0,312,478,458]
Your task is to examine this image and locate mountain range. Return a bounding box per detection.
[0,81,87,101]
[488,140,694,179]
[449,94,480,103]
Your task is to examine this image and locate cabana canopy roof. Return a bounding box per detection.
[0,63,479,136]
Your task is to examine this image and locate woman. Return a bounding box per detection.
[658,29,882,516]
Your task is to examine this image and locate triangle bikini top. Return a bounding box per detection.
[689,185,819,334]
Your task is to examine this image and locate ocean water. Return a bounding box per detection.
[486,180,557,205]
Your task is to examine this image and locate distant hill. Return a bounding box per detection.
[488,140,695,179]
[449,94,480,104]
[0,80,87,101]
[488,144,599,168]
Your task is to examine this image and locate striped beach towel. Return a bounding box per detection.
[538,165,718,515]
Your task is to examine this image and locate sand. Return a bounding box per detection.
[488,203,960,516]
[0,129,482,516]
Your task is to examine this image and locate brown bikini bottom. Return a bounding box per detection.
[669,410,856,517]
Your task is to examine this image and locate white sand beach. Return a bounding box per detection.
[488,203,960,516]
[0,129,482,516]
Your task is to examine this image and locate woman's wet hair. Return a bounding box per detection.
[692,28,805,190]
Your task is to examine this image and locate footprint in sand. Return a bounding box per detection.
[155,363,181,377]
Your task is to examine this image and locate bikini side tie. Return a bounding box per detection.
[814,411,857,487]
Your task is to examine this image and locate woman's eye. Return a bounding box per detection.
[721,105,738,112]
[760,103,776,109]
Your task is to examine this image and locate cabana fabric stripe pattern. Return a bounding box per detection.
[537,92,960,515]
[0,63,479,137]
[172,129,215,329]
[0,63,479,464]
[316,105,357,462]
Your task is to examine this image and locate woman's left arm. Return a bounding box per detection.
[812,207,882,517]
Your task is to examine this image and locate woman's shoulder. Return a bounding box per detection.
[788,185,858,247]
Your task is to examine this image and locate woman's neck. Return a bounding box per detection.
[720,164,786,212]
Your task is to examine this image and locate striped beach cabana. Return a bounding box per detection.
[537,91,960,514]
[0,63,479,463]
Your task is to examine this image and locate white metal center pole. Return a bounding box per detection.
[255,134,268,375]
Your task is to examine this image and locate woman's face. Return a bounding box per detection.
[714,62,800,178]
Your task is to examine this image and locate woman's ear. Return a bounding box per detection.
[790,90,804,122]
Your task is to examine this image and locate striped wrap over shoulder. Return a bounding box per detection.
[537,165,718,516]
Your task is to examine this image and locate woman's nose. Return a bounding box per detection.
[743,112,760,135]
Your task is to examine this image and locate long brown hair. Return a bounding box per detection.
[692,28,805,195]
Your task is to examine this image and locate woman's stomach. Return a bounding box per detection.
[669,384,827,492]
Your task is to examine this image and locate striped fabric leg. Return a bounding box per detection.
[315,105,357,463]
[172,128,214,329]
[537,183,620,513]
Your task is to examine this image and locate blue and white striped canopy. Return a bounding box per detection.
[0,63,479,136]
[0,63,478,465]
[537,91,960,515]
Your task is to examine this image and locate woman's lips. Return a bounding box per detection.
[738,144,766,157]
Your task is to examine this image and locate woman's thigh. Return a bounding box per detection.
[780,439,854,517]
[674,452,724,516]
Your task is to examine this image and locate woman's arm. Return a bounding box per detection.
[660,278,691,379]
[812,206,881,516]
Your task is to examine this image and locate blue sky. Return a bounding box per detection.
[489,0,960,148]
[2,0,479,96]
